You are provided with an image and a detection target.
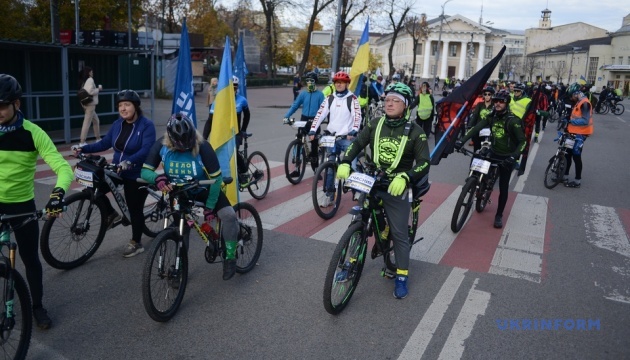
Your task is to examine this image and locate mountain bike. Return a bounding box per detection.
[597,96,624,115]
[238,133,270,199]
[39,154,170,270]
[451,129,501,233]
[367,99,384,122]
[322,166,430,315]
[0,211,41,359]
[141,176,263,322]
[282,118,325,185]
[544,124,576,189]
[549,99,571,125]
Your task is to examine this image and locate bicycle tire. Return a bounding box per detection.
[141,228,188,322]
[548,108,558,123]
[40,191,107,270]
[611,103,624,115]
[142,188,172,238]
[600,102,610,115]
[543,154,566,189]
[323,222,367,315]
[233,202,263,273]
[0,269,32,360]
[284,139,307,185]
[312,161,342,220]
[451,177,477,233]
[475,180,489,213]
[246,151,271,200]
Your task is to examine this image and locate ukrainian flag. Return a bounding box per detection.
[349,17,370,94]
[210,37,239,204]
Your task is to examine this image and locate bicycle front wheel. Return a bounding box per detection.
[233,202,263,273]
[142,188,172,238]
[544,155,566,189]
[611,103,624,115]
[247,151,271,200]
[548,108,558,123]
[284,139,307,185]
[312,161,342,220]
[40,191,107,270]
[323,222,368,315]
[142,228,188,322]
[451,177,477,233]
[0,269,32,360]
[475,179,491,213]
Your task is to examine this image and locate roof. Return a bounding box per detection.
[0,38,150,54]
[528,36,612,56]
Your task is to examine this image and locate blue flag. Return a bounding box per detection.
[233,36,249,99]
[172,18,197,127]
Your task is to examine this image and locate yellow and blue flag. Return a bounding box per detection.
[210,37,239,204]
[233,36,249,99]
[349,17,370,95]
[172,18,197,127]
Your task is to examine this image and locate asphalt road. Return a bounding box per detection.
[22,87,630,359]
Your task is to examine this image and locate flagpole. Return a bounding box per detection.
[331,0,343,72]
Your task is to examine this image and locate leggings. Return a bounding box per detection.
[490,152,514,217]
[564,152,583,180]
[101,178,147,243]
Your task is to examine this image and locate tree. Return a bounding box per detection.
[523,56,539,82]
[385,0,412,76]
[295,0,335,75]
[405,13,429,78]
[551,61,567,84]
[368,52,383,71]
[292,21,329,71]
[499,54,521,81]
[187,1,232,47]
[275,44,295,67]
[330,0,371,71]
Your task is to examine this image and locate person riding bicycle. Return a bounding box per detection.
[337,82,430,300]
[75,89,157,257]
[560,82,594,188]
[455,89,526,229]
[0,74,74,329]
[283,72,325,174]
[142,114,240,280]
[203,76,251,185]
[595,86,609,113]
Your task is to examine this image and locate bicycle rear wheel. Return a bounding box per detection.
[142,228,188,322]
[323,222,367,315]
[312,161,342,219]
[233,202,263,273]
[247,151,271,200]
[284,139,307,185]
[0,269,32,360]
[142,188,172,238]
[40,191,107,270]
[611,103,624,115]
[451,177,477,233]
[544,155,566,189]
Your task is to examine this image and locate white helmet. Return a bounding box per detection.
[232,75,240,85]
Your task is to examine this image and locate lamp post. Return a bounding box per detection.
[567,46,581,83]
[434,0,452,78]
[72,0,79,44]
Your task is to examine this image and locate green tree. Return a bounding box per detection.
[187,0,232,47]
[0,0,33,40]
[275,45,295,67]
[292,21,329,70]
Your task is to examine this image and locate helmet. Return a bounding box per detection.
[304,72,317,82]
[232,76,240,85]
[332,71,351,83]
[116,89,141,107]
[166,113,197,151]
[482,86,495,95]
[384,82,414,106]
[514,83,526,92]
[567,82,581,96]
[392,73,401,80]
[0,74,22,104]
[492,89,511,104]
[370,74,377,81]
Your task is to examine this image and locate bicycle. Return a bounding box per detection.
[549,99,572,129]
[322,165,430,315]
[0,211,43,359]
[141,176,263,322]
[543,123,576,189]
[39,153,170,270]
[597,96,624,116]
[238,133,270,199]
[451,129,501,233]
[282,118,325,185]
[367,99,384,122]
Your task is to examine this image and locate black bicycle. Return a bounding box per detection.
[0,211,41,359]
[549,99,572,126]
[238,133,270,199]
[141,177,263,322]
[282,118,325,185]
[39,154,170,270]
[544,125,576,189]
[323,165,430,315]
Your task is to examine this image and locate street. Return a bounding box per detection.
[25,86,630,359]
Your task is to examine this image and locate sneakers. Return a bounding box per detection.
[123,240,144,257]
[33,307,52,330]
[494,215,503,229]
[393,275,408,299]
[223,259,236,280]
[107,211,122,229]
[565,180,581,188]
[534,136,538,143]
[320,194,334,208]
[78,142,88,147]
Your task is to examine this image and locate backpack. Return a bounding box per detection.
[327,95,353,112]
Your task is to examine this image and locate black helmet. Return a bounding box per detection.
[0,74,22,104]
[492,89,511,104]
[116,89,141,107]
[304,72,318,82]
[166,113,196,151]
[514,83,526,92]
[482,86,495,95]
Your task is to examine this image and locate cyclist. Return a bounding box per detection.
[415,81,435,138]
[467,86,495,153]
[309,71,362,206]
[368,74,384,104]
[455,89,526,229]
[283,72,325,174]
[337,82,430,299]
[509,83,531,120]
[0,74,74,329]
[75,89,156,257]
[203,76,252,185]
[533,86,551,143]
[142,114,240,280]
[595,85,609,113]
[561,82,594,188]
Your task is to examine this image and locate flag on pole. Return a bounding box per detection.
[210,37,239,204]
[171,18,197,127]
[430,46,506,165]
[578,75,586,85]
[233,36,249,99]
[349,17,370,95]
[518,83,544,175]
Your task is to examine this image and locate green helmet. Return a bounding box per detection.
[384,82,414,106]
[567,82,581,96]
[370,74,377,81]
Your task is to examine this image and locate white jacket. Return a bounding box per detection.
[310,91,361,136]
[83,77,100,106]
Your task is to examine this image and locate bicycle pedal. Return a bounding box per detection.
[381,268,396,279]
[411,237,424,246]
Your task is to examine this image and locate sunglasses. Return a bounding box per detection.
[493,99,507,104]
[483,93,492,96]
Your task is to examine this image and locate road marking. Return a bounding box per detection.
[514,131,544,193]
[398,267,467,360]
[584,204,630,258]
[438,278,491,360]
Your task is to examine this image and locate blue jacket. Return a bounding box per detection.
[82,115,156,180]
[285,90,325,118]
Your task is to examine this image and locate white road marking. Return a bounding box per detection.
[513,131,544,193]
[584,204,630,258]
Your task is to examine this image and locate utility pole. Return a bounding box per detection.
[434,0,452,79]
[331,0,343,74]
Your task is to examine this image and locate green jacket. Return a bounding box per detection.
[462,110,526,158]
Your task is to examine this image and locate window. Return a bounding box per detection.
[449,44,457,57]
[416,45,422,55]
[485,46,493,59]
[619,57,623,65]
[612,57,615,64]
[587,57,599,84]
[432,43,438,56]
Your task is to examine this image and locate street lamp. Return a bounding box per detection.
[568,46,582,83]
[434,0,452,79]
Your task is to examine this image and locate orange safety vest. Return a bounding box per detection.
[567,97,594,135]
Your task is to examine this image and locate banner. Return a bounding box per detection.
[171,18,197,127]
[349,17,370,95]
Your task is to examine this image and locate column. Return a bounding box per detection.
[422,40,431,78]
[440,40,449,79]
[477,41,486,71]
[458,41,467,79]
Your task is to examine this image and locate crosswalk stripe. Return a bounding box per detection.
[584,204,630,257]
